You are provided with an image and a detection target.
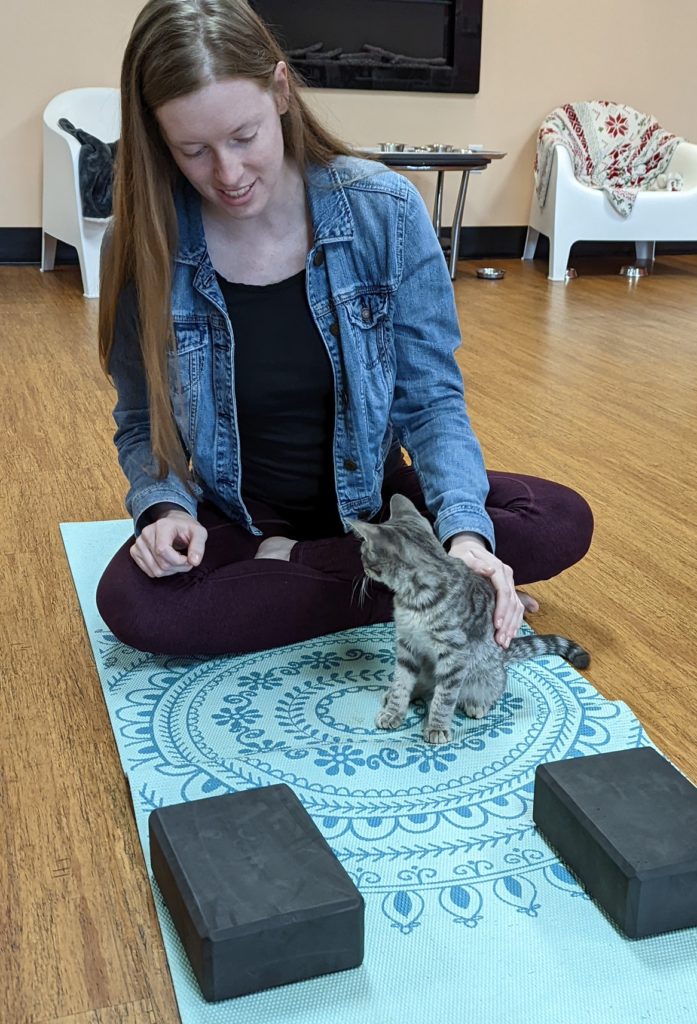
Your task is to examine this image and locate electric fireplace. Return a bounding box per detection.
[249,0,483,93]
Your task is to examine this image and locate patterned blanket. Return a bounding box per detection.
[534,101,683,217]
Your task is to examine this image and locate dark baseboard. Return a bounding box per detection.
[452,226,529,259]
[444,226,697,260]
[0,228,78,265]
[1,225,696,266]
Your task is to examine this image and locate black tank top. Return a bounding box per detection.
[216,269,343,537]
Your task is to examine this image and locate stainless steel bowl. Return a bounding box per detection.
[476,267,506,280]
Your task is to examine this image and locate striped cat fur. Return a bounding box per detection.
[349,493,590,745]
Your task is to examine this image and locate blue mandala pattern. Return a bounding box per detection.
[95,622,648,934]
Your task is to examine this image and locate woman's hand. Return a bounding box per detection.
[447,532,524,649]
[130,509,208,578]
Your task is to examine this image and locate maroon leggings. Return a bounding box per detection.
[96,466,593,656]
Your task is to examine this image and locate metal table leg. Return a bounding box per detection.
[432,170,445,237]
[449,170,471,280]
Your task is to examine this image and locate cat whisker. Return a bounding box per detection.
[351,574,369,607]
[353,574,374,607]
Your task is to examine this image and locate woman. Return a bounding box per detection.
[97,0,593,657]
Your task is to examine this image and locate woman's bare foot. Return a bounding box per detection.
[517,590,540,614]
[254,536,298,561]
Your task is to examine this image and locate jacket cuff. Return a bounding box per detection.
[130,484,198,536]
[434,505,496,553]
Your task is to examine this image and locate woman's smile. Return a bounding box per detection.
[217,180,257,205]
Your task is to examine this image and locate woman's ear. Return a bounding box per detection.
[273,61,290,115]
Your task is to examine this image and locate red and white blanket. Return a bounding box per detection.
[534,101,683,217]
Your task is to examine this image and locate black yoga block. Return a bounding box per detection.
[533,747,697,938]
[149,784,364,1001]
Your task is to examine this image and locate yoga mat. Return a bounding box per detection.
[61,519,697,1024]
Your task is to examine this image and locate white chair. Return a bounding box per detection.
[41,87,120,298]
[522,141,697,280]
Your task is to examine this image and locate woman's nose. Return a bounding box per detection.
[213,149,244,187]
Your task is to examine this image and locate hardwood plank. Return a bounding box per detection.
[1,265,176,1021]
[33,998,157,1024]
[1,254,696,1021]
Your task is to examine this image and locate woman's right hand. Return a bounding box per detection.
[130,509,208,578]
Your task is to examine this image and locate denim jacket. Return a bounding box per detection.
[108,156,495,548]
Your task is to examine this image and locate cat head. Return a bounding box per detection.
[348,493,446,592]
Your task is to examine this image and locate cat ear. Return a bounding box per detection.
[347,518,379,542]
[388,493,422,520]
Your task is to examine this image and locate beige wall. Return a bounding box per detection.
[3,0,697,230]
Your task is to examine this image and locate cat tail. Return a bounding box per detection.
[507,634,590,669]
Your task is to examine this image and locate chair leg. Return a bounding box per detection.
[548,237,572,281]
[522,227,540,260]
[635,241,656,263]
[77,247,100,298]
[41,232,57,272]
[77,223,110,298]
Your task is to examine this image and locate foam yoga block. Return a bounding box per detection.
[149,784,365,1001]
[533,747,697,938]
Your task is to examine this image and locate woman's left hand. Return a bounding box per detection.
[448,533,523,649]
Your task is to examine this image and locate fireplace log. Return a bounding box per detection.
[289,42,447,67]
[363,44,446,66]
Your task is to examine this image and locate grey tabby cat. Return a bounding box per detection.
[349,494,590,745]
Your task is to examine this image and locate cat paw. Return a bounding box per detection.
[460,702,491,720]
[424,727,452,745]
[375,709,406,730]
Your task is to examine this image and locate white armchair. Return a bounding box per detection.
[523,139,697,281]
[41,87,120,298]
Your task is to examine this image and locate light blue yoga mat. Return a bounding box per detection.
[61,519,697,1024]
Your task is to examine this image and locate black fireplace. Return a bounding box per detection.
[249,1,483,94]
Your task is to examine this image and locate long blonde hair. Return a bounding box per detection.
[99,0,356,485]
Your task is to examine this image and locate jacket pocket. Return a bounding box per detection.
[344,294,391,370]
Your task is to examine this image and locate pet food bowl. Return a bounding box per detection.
[620,265,650,278]
[476,267,505,280]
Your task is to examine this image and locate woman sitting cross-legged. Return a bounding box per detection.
[96,0,593,658]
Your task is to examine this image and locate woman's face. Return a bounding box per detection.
[155,64,290,220]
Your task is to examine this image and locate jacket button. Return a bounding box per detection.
[344,458,358,471]
[329,321,340,337]
[361,306,371,322]
[313,249,325,267]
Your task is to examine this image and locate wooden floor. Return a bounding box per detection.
[1,254,696,1022]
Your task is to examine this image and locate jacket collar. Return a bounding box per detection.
[304,160,355,244]
[173,158,356,265]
